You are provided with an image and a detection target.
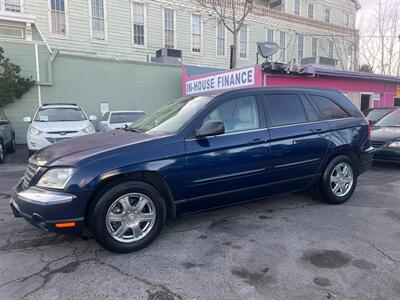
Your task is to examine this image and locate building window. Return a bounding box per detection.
[347,45,353,70]
[324,8,331,23]
[90,0,106,40]
[297,35,304,64]
[328,41,334,58]
[0,25,24,38]
[164,8,175,49]
[311,37,318,57]
[50,0,66,35]
[294,0,300,15]
[191,14,201,53]
[132,2,145,45]
[307,3,314,18]
[216,21,225,56]
[344,13,350,27]
[267,29,274,42]
[239,24,248,59]
[5,0,21,12]
[279,31,286,62]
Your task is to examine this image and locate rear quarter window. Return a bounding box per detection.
[310,95,350,120]
[264,93,308,127]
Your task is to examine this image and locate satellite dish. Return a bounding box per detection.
[257,42,280,58]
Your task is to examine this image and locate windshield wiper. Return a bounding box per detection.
[124,127,142,133]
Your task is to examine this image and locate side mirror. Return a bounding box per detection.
[89,115,97,121]
[23,117,32,123]
[196,120,225,138]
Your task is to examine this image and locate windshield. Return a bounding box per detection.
[110,112,145,124]
[35,107,87,122]
[128,96,213,133]
[367,109,393,123]
[375,110,400,127]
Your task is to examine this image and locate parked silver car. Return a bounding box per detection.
[0,109,16,163]
[98,111,146,132]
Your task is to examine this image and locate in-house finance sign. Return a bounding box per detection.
[185,67,255,95]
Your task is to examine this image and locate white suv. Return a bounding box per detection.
[23,103,97,156]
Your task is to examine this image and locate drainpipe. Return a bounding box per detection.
[34,43,42,107]
[47,50,58,84]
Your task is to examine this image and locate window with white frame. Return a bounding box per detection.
[239,24,248,58]
[132,2,145,45]
[0,25,24,38]
[50,0,66,35]
[294,0,300,15]
[216,21,225,56]
[347,45,352,70]
[191,14,201,53]
[5,0,21,12]
[307,3,314,18]
[344,13,350,27]
[164,8,175,49]
[279,31,286,62]
[311,37,318,57]
[328,41,334,58]
[267,29,274,42]
[297,35,304,64]
[90,0,106,40]
[324,8,331,23]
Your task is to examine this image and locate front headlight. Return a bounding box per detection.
[388,141,400,148]
[82,123,95,134]
[29,126,43,135]
[37,168,76,189]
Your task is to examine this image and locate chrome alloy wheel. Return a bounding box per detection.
[330,162,354,197]
[106,193,156,243]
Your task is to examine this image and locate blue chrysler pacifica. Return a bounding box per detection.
[10,88,373,253]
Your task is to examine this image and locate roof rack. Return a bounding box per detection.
[42,103,78,107]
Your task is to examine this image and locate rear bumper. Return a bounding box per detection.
[359,146,374,174]
[10,181,85,235]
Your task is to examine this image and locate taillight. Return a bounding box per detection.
[365,117,371,140]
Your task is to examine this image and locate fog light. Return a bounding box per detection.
[55,222,76,228]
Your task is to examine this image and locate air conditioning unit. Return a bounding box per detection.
[155,48,182,65]
[147,53,156,63]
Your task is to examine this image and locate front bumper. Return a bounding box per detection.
[27,131,92,151]
[373,147,400,164]
[10,181,85,235]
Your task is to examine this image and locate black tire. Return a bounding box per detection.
[0,140,4,164]
[8,135,16,153]
[318,155,358,205]
[89,181,166,253]
[28,149,36,158]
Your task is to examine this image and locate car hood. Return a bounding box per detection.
[33,130,171,167]
[32,120,90,132]
[371,127,400,142]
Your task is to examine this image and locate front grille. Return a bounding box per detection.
[22,160,40,189]
[47,131,78,135]
[46,137,70,144]
[371,141,386,149]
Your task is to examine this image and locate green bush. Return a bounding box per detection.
[0,47,36,107]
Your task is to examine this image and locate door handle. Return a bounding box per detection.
[249,138,267,144]
[311,128,323,133]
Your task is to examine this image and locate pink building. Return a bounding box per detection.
[182,64,400,113]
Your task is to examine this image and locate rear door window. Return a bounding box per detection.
[310,95,350,120]
[264,94,308,127]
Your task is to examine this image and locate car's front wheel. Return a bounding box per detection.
[319,155,357,205]
[0,140,4,164]
[90,181,166,253]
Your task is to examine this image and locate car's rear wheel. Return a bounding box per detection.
[318,155,357,204]
[9,135,16,153]
[0,140,4,164]
[90,181,166,253]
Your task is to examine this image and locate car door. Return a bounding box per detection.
[184,93,271,212]
[262,92,330,193]
[0,110,11,145]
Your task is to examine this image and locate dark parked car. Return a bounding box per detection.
[366,107,397,125]
[10,88,373,253]
[371,108,400,163]
[0,109,16,163]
